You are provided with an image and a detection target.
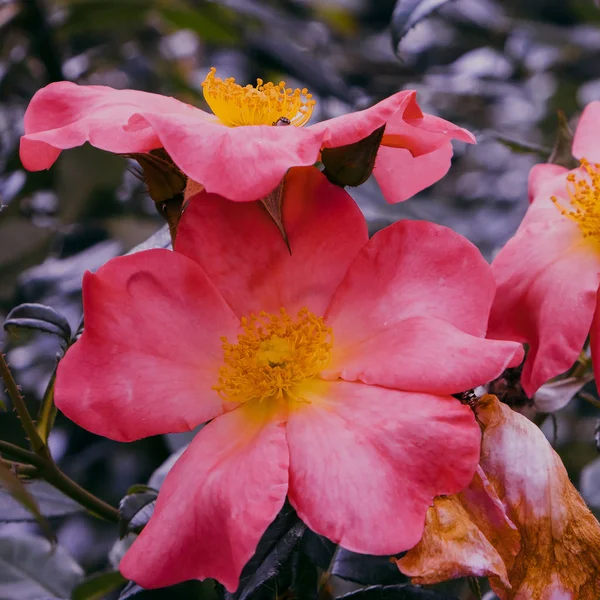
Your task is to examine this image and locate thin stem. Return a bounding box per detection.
[0,441,118,522]
[0,440,46,468]
[0,352,47,455]
[0,352,119,522]
[0,455,37,478]
[578,392,600,410]
[10,463,38,478]
[40,464,119,523]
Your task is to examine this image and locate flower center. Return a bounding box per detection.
[201,67,315,127]
[214,307,333,404]
[552,158,600,241]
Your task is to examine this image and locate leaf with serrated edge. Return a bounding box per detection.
[238,522,305,600]
[226,505,300,600]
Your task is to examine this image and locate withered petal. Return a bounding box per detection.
[478,394,600,600]
[397,467,519,588]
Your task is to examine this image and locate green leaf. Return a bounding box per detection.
[0,462,55,543]
[4,303,71,345]
[300,530,336,569]
[336,585,458,599]
[118,490,157,538]
[0,533,84,599]
[289,549,318,600]
[126,151,186,244]
[0,479,83,521]
[127,151,186,205]
[126,484,157,495]
[321,126,385,188]
[36,372,57,444]
[391,0,457,52]
[71,571,127,600]
[238,521,305,600]
[227,505,304,600]
[331,548,408,586]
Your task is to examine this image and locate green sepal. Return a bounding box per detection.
[126,150,186,243]
[261,178,290,252]
[321,125,385,188]
[549,110,578,169]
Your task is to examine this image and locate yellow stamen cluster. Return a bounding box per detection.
[552,158,600,241]
[214,308,332,404]
[201,67,315,127]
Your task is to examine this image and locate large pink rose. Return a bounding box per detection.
[55,167,520,591]
[488,101,600,396]
[20,68,474,203]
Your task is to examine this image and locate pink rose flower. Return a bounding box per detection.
[488,102,600,396]
[55,167,521,591]
[20,68,474,203]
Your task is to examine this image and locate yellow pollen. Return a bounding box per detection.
[552,158,600,241]
[201,67,316,127]
[213,307,333,404]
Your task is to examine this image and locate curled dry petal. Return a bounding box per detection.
[397,467,520,588]
[398,394,600,599]
[478,395,600,600]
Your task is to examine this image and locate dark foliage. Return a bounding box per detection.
[1,0,599,599]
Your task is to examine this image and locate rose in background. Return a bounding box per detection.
[488,102,600,397]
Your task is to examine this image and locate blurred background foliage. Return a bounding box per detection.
[1,0,600,599]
